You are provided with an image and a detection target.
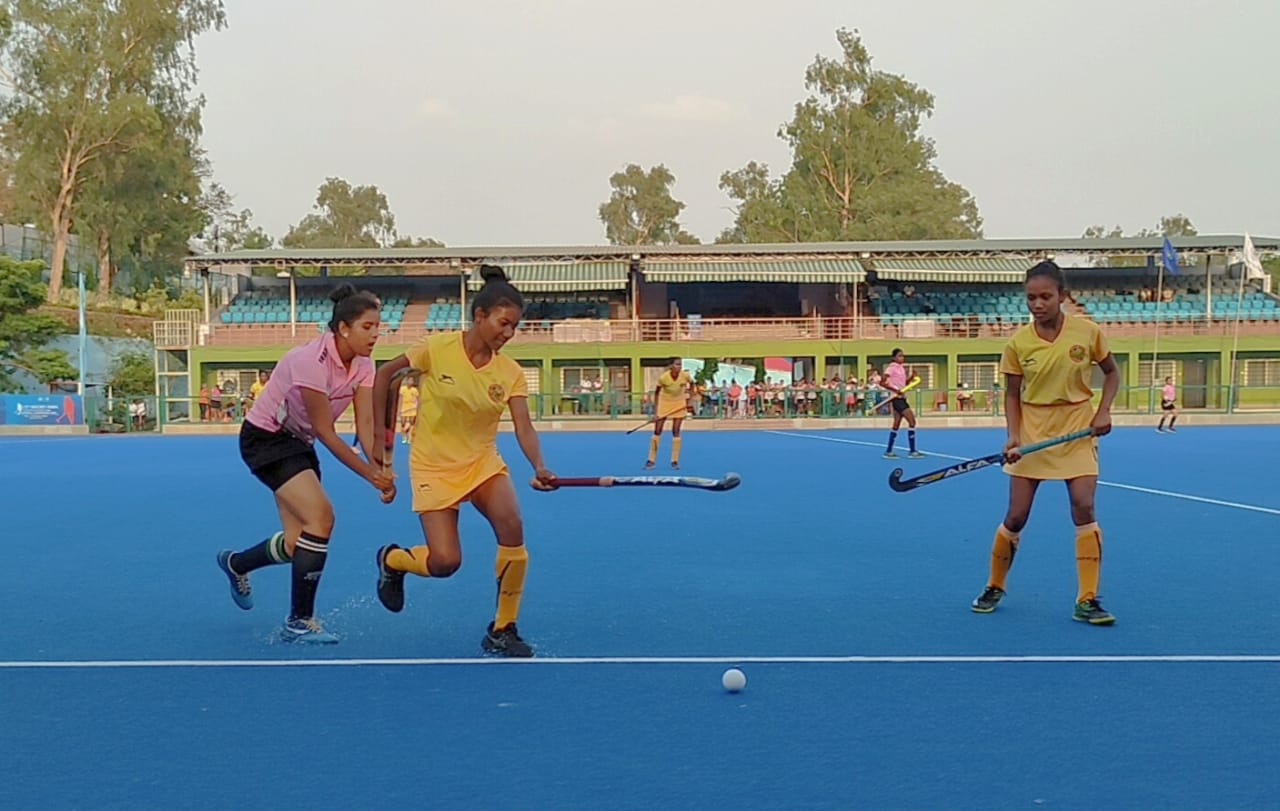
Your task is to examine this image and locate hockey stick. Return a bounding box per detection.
[888,429,1093,493]
[625,416,658,435]
[376,369,415,503]
[626,405,692,434]
[544,472,742,492]
[874,376,922,412]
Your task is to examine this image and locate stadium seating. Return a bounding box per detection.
[1075,289,1278,323]
[219,289,408,331]
[423,301,464,330]
[871,285,1028,326]
[870,282,1280,325]
[214,280,1279,339]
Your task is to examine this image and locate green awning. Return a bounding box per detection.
[642,259,864,283]
[466,261,630,291]
[871,257,1032,283]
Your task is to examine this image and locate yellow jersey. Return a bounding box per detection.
[403,332,527,474]
[656,370,693,400]
[1000,316,1110,405]
[398,383,419,418]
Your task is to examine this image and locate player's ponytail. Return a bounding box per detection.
[1025,260,1067,292]
[328,283,381,332]
[471,264,525,318]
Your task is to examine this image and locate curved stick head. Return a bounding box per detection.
[887,468,909,492]
[717,472,742,491]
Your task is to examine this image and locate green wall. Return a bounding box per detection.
[189,333,1280,403]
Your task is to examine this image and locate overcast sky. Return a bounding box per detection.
[194,0,1280,247]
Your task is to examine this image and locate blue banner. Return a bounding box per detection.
[0,395,83,425]
[1162,236,1180,276]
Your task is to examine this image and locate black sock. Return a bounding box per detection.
[1158,416,1166,429]
[290,531,329,620]
[1169,416,1177,428]
[886,430,898,453]
[229,531,288,575]
[908,429,917,452]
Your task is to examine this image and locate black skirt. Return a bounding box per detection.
[240,420,321,491]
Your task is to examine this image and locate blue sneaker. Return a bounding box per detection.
[280,617,339,644]
[971,586,1006,613]
[482,622,534,658]
[1073,598,1116,626]
[216,550,253,610]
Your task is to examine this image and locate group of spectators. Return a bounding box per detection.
[640,370,989,418]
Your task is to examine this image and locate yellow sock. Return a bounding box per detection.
[494,545,528,630]
[387,545,431,577]
[671,436,682,464]
[988,524,1020,590]
[647,435,659,464]
[1075,522,1102,602]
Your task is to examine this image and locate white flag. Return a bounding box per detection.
[1243,233,1266,280]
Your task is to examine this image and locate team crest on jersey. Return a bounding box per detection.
[488,383,506,403]
[1069,344,1087,363]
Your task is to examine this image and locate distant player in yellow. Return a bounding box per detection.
[971,261,1120,625]
[248,370,269,405]
[647,357,694,469]
[397,377,418,444]
[371,266,557,657]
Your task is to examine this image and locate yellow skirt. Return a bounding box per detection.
[1002,401,1098,481]
[410,453,509,512]
[657,396,688,419]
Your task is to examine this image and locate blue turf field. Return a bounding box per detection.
[2,426,1278,809]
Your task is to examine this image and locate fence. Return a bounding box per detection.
[201,314,1280,348]
[91,384,1280,434]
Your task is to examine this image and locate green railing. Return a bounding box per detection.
[85,395,164,434]
[95,384,1280,434]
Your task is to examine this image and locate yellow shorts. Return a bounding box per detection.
[657,397,687,419]
[1003,401,1098,481]
[410,454,509,512]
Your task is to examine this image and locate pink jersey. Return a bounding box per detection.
[1162,384,1176,403]
[245,332,374,442]
[885,362,908,391]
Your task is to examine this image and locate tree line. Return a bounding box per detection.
[0,1,443,304]
[0,6,1211,314]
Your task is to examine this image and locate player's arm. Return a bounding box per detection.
[352,385,377,462]
[372,354,412,464]
[300,388,392,491]
[1093,354,1119,435]
[1002,372,1024,459]
[509,396,555,490]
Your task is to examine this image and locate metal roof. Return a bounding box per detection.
[642,259,864,283]
[870,257,1032,283]
[464,261,629,291]
[184,235,1280,272]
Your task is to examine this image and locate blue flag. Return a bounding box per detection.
[1161,236,1180,276]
